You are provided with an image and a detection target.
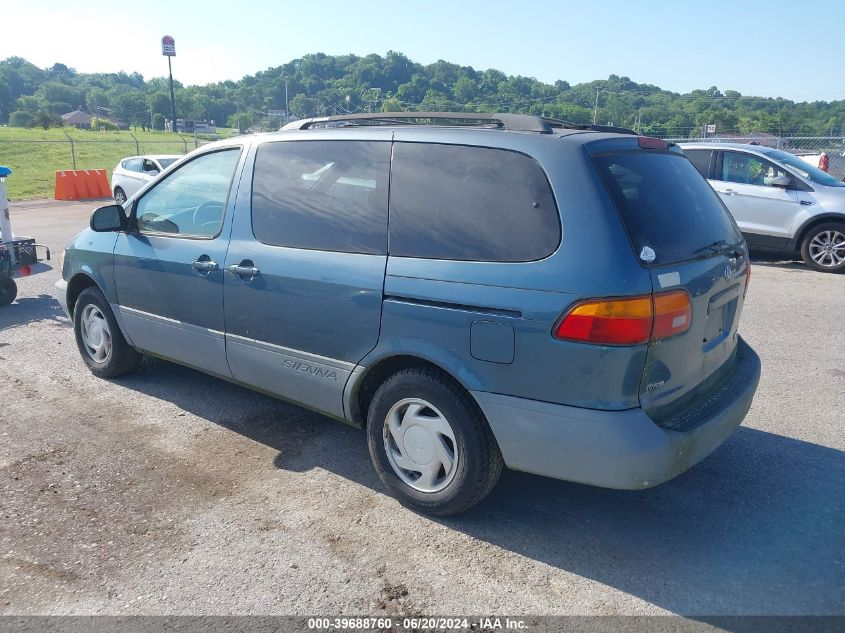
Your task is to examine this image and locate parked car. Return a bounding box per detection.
[111,155,181,204]
[56,113,760,515]
[680,142,845,272]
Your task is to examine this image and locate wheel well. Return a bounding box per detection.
[794,216,845,252]
[355,355,470,426]
[66,273,98,317]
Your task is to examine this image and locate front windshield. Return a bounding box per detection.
[764,149,845,188]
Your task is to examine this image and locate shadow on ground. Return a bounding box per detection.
[748,252,815,273]
[117,358,844,617]
[0,293,66,332]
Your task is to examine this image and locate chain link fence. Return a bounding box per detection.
[661,134,845,180]
[0,132,222,199]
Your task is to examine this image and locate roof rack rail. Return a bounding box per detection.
[281,112,636,135]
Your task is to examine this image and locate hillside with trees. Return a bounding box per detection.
[1,52,844,137]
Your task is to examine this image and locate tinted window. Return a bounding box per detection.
[594,152,742,264]
[251,141,390,254]
[136,148,240,237]
[390,143,560,261]
[719,151,789,186]
[684,149,712,178]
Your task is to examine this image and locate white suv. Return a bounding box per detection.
[111,155,180,205]
[680,142,845,272]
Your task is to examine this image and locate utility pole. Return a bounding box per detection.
[592,89,599,125]
[161,36,177,133]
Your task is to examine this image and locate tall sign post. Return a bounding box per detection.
[161,36,177,133]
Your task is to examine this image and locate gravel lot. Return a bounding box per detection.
[1,201,843,618]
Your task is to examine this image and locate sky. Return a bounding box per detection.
[3,0,843,102]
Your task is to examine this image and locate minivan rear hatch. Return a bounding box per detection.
[590,137,751,424]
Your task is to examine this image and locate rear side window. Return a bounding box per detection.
[594,152,742,264]
[389,143,560,261]
[123,158,143,172]
[252,140,390,254]
[684,149,713,178]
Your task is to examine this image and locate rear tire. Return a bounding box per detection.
[113,187,127,205]
[366,368,503,516]
[0,277,17,307]
[800,222,845,273]
[73,287,141,378]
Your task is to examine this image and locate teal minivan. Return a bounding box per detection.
[57,113,760,515]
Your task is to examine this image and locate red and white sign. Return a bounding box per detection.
[161,35,176,57]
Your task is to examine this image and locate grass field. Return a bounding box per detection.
[0,127,236,200]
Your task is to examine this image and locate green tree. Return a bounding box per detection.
[30,110,61,129]
[8,110,33,127]
[228,112,251,132]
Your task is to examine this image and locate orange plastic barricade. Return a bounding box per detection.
[54,170,111,201]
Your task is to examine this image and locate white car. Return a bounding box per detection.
[680,142,845,272]
[111,155,181,204]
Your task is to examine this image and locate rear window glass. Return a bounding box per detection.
[389,143,560,262]
[684,149,712,178]
[594,152,742,264]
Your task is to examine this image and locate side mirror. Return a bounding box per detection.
[770,175,792,188]
[90,204,127,232]
[147,169,159,177]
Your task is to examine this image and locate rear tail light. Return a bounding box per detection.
[554,296,652,345]
[554,291,691,346]
[652,290,692,339]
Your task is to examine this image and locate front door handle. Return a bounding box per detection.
[228,264,260,277]
[192,258,219,272]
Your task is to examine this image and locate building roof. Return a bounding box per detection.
[61,107,94,126]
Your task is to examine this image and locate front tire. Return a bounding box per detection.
[0,277,17,307]
[801,222,845,273]
[113,187,127,205]
[73,287,141,377]
[366,368,503,516]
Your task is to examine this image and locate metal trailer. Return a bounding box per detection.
[0,167,51,307]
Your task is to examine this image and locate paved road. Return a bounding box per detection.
[1,201,843,618]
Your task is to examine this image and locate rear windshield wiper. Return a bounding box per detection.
[692,239,739,256]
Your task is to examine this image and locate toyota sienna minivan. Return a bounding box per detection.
[56,113,761,515]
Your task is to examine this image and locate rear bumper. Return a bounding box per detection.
[473,337,761,489]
